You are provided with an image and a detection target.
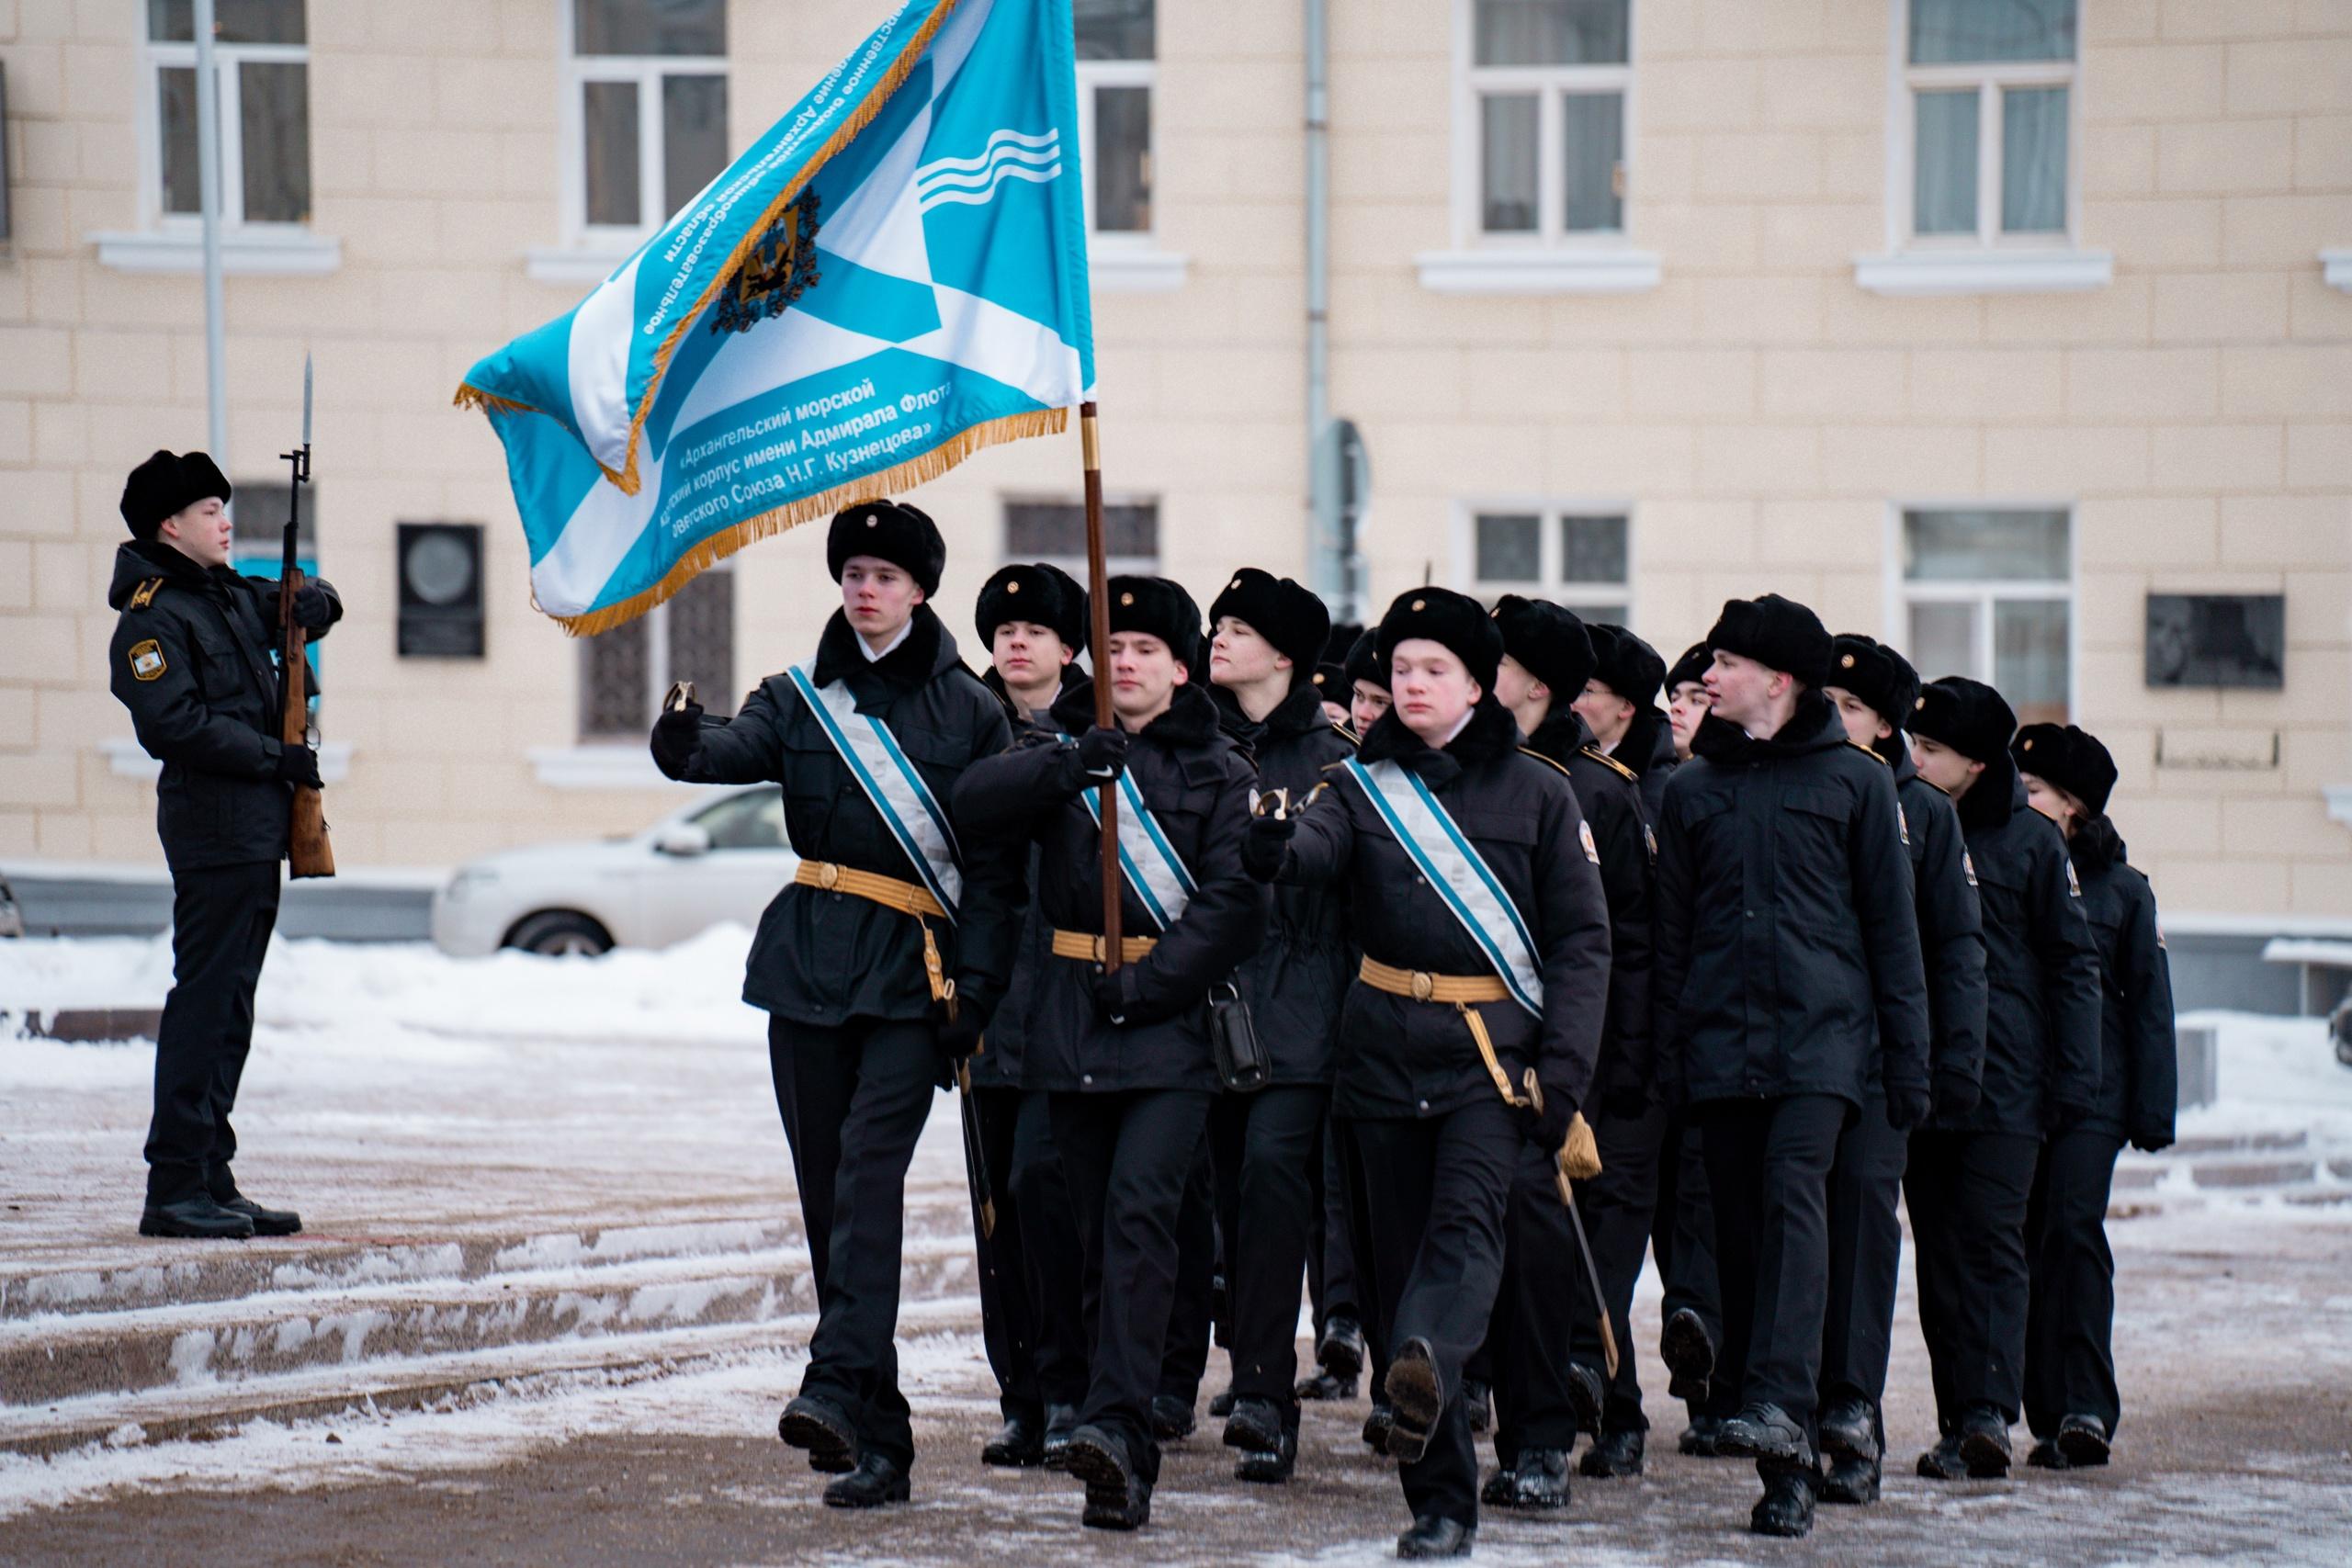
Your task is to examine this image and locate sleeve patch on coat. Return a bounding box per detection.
[128,638,167,682]
[1962,851,1979,887]
[1898,807,1911,846]
[2064,859,2083,898]
[1578,819,1601,864]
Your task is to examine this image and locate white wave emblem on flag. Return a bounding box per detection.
[916,128,1061,211]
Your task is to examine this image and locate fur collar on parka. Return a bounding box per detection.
[1048,677,1227,749]
[810,603,954,691]
[1690,686,1848,765]
[1355,693,1521,781]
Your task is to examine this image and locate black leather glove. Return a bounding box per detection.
[936,1000,985,1060]
[1092,965,1135,1026]
[1522,1092,1573,1156]
[1240,812,1295,883]
[1886,1080,1930,1132]
[2128,1123,2174,1155]
[651,699,703,772]
[1057,725,1128,795]
[290,581,336,630]
[274,742,322,789]
[1931,1068,1982,1124]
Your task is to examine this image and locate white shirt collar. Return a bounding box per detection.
[857,618,914,663]
[1437,708,1475,749]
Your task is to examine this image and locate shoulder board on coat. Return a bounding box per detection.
[1847,739,1890,764]
[128,577,166,611]
[1329,723,1360,748]
[1517,746,1576,780]
[1577,744,1639,784]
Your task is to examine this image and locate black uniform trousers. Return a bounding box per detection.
[1819,1093,1909,1434]
[2023,1127,2126,1440]
[1351,1098,1520,1529]
[768,1015,937,1472]
[1210,1084,1329,1422]
[1695,1094,1848,1444]
[1650,1109,1734,1418]
[1053,1087,1213,1483]
[1905,1128,2040,1427]
[1336,1111,1391,1399]
[1571,1100,1668,1435]
[1306,1109,1363,1340]
[146,859,281,1205]
[966,1084,1044,1424]
[1487,1142,1581,1463]
[1008,1089,1088,1412]
[1158,1134,1217,1407]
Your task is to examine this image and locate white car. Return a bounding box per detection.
[431,786,797,957]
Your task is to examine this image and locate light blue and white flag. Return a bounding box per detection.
[456,0,1093,633]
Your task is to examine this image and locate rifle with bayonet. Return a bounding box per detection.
[280,355,335,879]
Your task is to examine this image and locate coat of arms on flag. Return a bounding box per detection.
[455,0,1094,633]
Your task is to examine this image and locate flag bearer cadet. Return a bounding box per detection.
[649,501,1016,1509]
[1241,587,1611,1561]
[1904,678,2102,1484]
[1203,568,1355,1483]
[953,575,1267,1531]
[1651,594,1930,1540]
[1815,635,1988,1506]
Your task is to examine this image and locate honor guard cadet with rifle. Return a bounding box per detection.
[1242,588,1611,1561]
[2013,723,2176,1472]
[1203,568,1355,1484]
[1483,597,1657,1506]
[1905,679,2103,1484]
[649,501,1016,1510]
[954,576,1267,1532]
[1651,594,1929,1540]
[108,450,341,1241]
[1816,636,1989,1505]
[1648,637,1735,1452]
[967,561,1093,1468]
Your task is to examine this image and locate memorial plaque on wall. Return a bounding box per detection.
[398,523,486,658]
[2144,593,2284,690]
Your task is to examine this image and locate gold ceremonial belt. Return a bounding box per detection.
[1051,929,1159,964]
[794,859,945,919]
[1358,957,1510,1006]
[795,861,954,1009]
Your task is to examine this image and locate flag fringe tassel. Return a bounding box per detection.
[548,405,1069,638]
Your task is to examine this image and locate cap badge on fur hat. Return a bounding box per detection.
[1121,592,1135,606]
[2021,736,2033,750]
[1840,653,1855,669]
[1916,696,1927,709]
[1411,598,1425,611]
[1230,577,1243,591]
[1005,580,1020,593]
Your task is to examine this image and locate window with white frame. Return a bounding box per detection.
[564,0,729,246]
[1005,498,1160,582]
[1900,507,2071,726]
[1075,1,1154,237]
[1464,507,1631,624]
[1899,0,2076,246]
[579,566,736,739]
[143,0,311,228]
[1462,0,1631,243]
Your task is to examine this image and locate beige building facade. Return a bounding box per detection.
[3,0,2349,931]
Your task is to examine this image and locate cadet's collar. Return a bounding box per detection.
[1356,695,1517,780]
[812,603,944,690]
[1049,678,1224,749]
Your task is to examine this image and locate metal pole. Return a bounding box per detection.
[1080,401,1123,973]
[1304,0,1339,610]
[193,0,229,468]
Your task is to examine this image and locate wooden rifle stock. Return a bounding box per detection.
[279,564,335,879]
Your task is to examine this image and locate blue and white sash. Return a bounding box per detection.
[1343,758,1543,1018]
[786,665,961,920]
[1078,765,1196,931]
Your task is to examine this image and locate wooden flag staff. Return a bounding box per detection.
[1080,400,1123,973]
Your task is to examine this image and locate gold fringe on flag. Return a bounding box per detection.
[548,405,1068,637]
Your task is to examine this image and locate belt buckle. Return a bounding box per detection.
[1092,935,1109,964]
[818,863,842,891]
[1410,970,1434,1003]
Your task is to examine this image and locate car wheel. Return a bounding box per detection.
[504,911,613,957]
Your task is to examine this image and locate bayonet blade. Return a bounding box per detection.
[302,354,313,446]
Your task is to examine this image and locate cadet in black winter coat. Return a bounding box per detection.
[650,502,1015,1508]
[1651,595,1930,1540]
[1484,597,1658,1506]
[953,576,1266,1532]
[1245,588,1611,1558]
[2014,725,2176,1469]
[966,563,1092,1469]
[1202,569,1355,1482]
[1905,678,2104,1484]
[1814,636,1988,1505]
[107,450,341,1242]
[1574,622,1674,829]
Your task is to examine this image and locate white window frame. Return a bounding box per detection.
[558,0,728,250]
[1075,55,1155,243]
[1452,499,1636,625]
[1882,500,2078,719]
[138,19,310,232]
[575,561,737,744]
[1859,0,2107,296]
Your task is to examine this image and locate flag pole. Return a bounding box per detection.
[1080,400,1123,973]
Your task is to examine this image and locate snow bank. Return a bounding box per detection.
[2177,1009,2352,1144]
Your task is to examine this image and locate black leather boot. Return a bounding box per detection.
[1463,1377,1491,1436]
[2055,1413,2110,1468]
[1817,1397,1879,1462]
[1065,1424,1151,1530]
[1679,1414,1724,1457]
[1716,1403,1813,1466]
[1564,1362,1605,1437]
[821,1451,910,1508]
[1223,1395,1283,1453]
[1957,1405,2012,1477]
[1362,1403,1395,1451]
[1479,1465,1517,1506]
[1208,1385,1238,1419]
[1149,1393,1196,1441]
[1819,1455,1882,1504]
[1917,1432,1969,1480]
[1317,1314,1366,1381]
[1296,1369,1358,1401]
[982,1414,1045,1468]
[1041,1403,1080,1470]
[1396,1515,1474,1559]
[1382,1339,1443,1464]
[1660,1307,1714,1403]
[1234,1425,1296,1483]
[1579,1427,1645,1478]
[778,1394,858,1473]
[1750,1466,1815,1538]
[139,1195,254,1240]
[1508,1446,1571,1510]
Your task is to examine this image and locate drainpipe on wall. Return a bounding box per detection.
[1305,0,1345,615]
